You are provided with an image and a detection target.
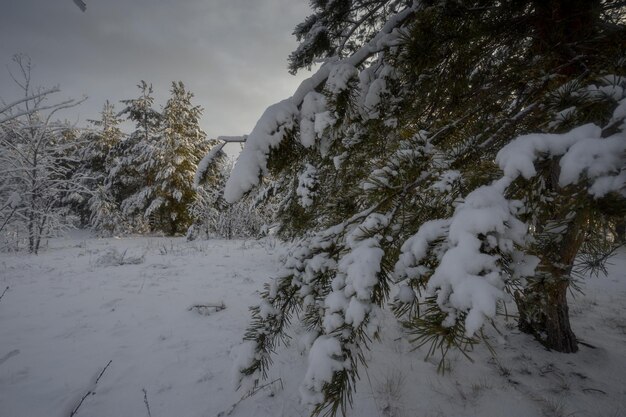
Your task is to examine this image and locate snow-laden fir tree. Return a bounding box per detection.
[84,101,123,184]
[81,101,126,235]
[144,81,213,235]
[224,1,626,415]
[112,81,162,232]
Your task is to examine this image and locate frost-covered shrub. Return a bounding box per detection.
[94,247,144,266]
[0,56,86,253]
[188,187,270,240]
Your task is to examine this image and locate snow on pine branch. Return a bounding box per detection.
[223,100,299,203]
[300,212,387,406]
[332,215,386,327]
[396,178,536,337]
[496,123,626,197]
[232,206,390,406]
[194,141,226,188]
[396,119,625,337]
[223,3,419,203]
[426,178,532,335]
[296,164,318,207]
[299,92,327,148]
[300,336,348,406]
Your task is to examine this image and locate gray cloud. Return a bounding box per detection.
[0,0,312,146]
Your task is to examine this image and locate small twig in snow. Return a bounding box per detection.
[94,360,112,384]
[188,302,226,316]
[70,360,113,417]
[142,388,152,417]
[69,387,92,415]
[0,349,20,366]
[582,387,607,395]
[138,274,148,294]
[0,286,8,303]
[577,340,598,349]
[217,378,283,417]
[73,0,87,12]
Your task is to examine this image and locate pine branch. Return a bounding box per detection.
[218,379,283,417]
[73,0,86,12]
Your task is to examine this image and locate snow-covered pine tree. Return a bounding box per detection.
[113,81,162,232]
[85,101,123,183]
[225,1,626,415]
[143,81,213,235]
[81,101,126,235]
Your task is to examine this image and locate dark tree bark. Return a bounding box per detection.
[517,279,579,353]
[517,157,591,352]
[511,0,604,354]
[615,220,626,243]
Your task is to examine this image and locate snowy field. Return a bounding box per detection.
[1,233,625,417]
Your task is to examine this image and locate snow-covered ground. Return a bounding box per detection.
[1,233,624,417]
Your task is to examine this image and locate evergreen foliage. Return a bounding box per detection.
[80,101,125,234]
[88,81,226,237]
[149,81,212,235]
[229,1,626,415]
[112,81,162,232]
[107,81,218,236]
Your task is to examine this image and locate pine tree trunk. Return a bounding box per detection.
[543,280,577,352]
[517,159,589,353]
[515,2,601,352]
[517,209,588,352]
[517,278,578,353]
[170,219,177,236]
[515,0,600,353]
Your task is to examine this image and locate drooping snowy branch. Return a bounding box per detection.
[496,123,626,197]
[223,3,419,203]
[194,141,226,188]
[296,164,318,207]
[223,100,299,202]
[395,178,537,337]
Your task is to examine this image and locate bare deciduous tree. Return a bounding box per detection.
[0,55,87,253]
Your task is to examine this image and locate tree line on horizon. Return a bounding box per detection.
[0,55,267,253]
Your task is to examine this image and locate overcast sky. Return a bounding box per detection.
[0,0,312,154]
